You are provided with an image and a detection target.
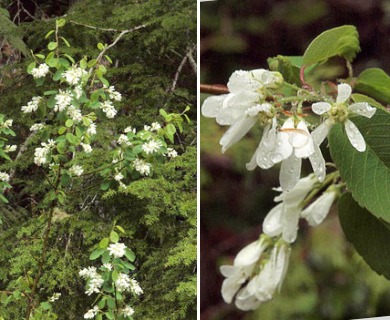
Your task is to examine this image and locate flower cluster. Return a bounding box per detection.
[30,63,50,78]
[21,96,42,113]
[202,69,376,191]
[34,139,56,166]
[79,267,104,296]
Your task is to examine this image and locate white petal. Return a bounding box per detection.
[293,122,314,158]
[281,117,294,129]
[345,119,366,152]
[311,120,333,146]
[282,206,300,243]
[221,276,241,304]
[312,102,332,115]
[272,132,293,163]
[235,289,262,311]
[289,125,310,148]
[246,123,272,171]
[234,239,266,267]
[348,102,376,118]
[283,174,316,206]
[279,155,302,192]
[263,203,283,237]
[301,191,336,226]
[227,70,252,93]
[336,83,352,103]
[309,143,326,182]
[201,95,226,118]
[220,116,257,153]
[220,265,237,277]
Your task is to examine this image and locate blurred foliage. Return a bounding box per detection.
[200,0,390,319]
[0,0,196,319]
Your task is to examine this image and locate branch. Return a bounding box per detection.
[166,44,197,93]
[200,84,229,95]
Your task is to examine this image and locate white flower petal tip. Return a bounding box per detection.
[312,102,332,115]
[309,144,326,182]
[301,191,336,226]
[311,121,332,146]
[279,155,301,192]
[345,119,366,152]
[201,95,225,118]
[262,203,283,237]
[348,102,377,118]
[336,83,352,103]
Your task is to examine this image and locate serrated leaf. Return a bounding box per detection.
[354,68,390,104]
[329,109,390,222]
[303,25,360,66]
[338,193,390,280]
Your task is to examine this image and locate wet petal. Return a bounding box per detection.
[345,119,366,152]
[312,102,331,115]
[201,95,226,118]
[220,116,257,153]
[309,143,326,182]
[220,265,237,277]
[221,276,242,304]
[279,154,302,192]
[272,132,293,163]
[293,123,314,158]
[336,83,352,103]
[235,289,262,310]
[301,191,336,226]
[234,239,266,267]
[263,203,283,237]
[311,120,333,146]
[348,102,376,118]
[227,70,251,93]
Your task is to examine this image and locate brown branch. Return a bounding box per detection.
[200,84,229,95]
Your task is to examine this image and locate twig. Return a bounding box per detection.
[200,84,229,95]
[167,44,197,93]
[69,20,127,33]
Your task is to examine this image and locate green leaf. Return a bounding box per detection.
[65,119,74,128]
[106,297,115,309]
[159,109,168,118]
[89,248,106,260]
[65,133,79,145]
[116,225,125,234]
[99,237,109,249]
[56,19,66,28]
[100,180,111,191]
[40,301,51,310]
[63,53,75,64]
[98,298,106,309]
[104,55,113,64]
[0,194,9,204]
[87,59,97,68]
[303,25,360,66]
[339,193,390,280]
[166,123,176,135]
[112,269,119,281]
[96,314,103,320]
[27,62,36,74]
[97,43,105,51]
[329,109,390,222]
[110,231,119,243]
[44,30,55,39]
[58,127,67,135]
[48,42,58,51]
[60,37,70,47]
[124,248,135,262]
[354,68,390,104]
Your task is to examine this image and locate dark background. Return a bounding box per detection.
[200,0,390,319]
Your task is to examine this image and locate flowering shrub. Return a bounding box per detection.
[0,18,190,319]
[202,25,390,311]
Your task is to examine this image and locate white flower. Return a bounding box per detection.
[0,172,10,182]
[234,244,290,311]
[124,126,136,134]
[2,119,13,128]
[220,237,269,304]
[122,305,135,317]
[21,96,42,113]
[80,267,104,296]
[31,63,49,78]
[311,83,376,152]
[54,90,72,112]
[84,306,99,319]
[102,263,112,271]
[106,86,122,101]
[108,242,127,258]
[4,145,17,153]
[133,159,151,176]
[144,125,151,131]
[49,293,61,302]
[130,278,143,295]
[115,273,131,292]
[167,148,178,158]
[114,172,124,181]
[34,140,55,166]
[79,266,97,279]
[100,101,117,118]
[81,143,93,153]
[74,85,83,99]
[142,140,162,154]
[69,164,83,176]
[263,175,317,243]
[151,122,161,131]
[66,106,82,123]
[301,190,337,227]
[117,134,131,147]
[201,69,282,152]
[30,123,45,131]
[62,66,87,85]
[87,123,97,135]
